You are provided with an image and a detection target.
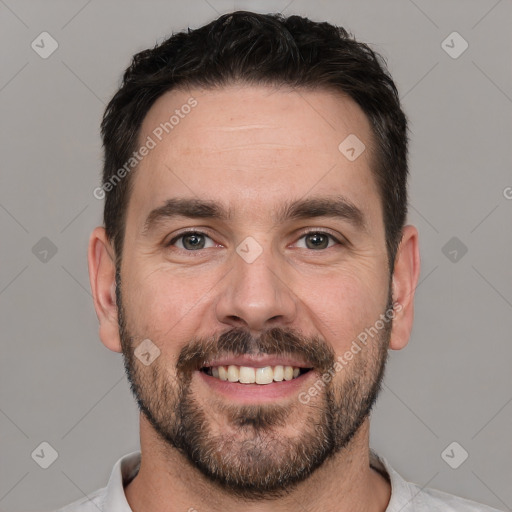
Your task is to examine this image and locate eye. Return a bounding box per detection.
[295,231,341,250]
[167,231,216,251]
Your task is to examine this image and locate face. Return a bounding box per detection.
[117,85,393,498]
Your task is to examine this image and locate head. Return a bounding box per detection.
[89,11,420,499]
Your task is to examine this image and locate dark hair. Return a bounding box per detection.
[101,11,408,269]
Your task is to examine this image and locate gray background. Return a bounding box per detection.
[1,0,511,510]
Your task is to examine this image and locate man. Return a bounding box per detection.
[58,11,501,512]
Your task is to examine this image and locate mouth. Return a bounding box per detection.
[196,355,317,403]
[200,364,313,384]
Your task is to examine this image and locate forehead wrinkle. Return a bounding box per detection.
[204,124,276,131]
[195,143,302,152]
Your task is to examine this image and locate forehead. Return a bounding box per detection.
[129,84,380,227]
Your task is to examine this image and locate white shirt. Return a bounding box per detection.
[55,451,502,511]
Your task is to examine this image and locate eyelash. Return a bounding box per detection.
[166,229,343,251]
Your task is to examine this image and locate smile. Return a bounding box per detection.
[201,365,312,384]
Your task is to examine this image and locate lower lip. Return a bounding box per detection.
[197,370,316,403]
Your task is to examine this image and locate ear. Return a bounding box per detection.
[87,226,122,353]
[388,225,420,351]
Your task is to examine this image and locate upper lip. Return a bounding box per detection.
[201,355,313,369]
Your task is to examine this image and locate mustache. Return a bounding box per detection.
[176,327,336,375]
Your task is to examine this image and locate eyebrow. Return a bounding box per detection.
[142,195,366,235]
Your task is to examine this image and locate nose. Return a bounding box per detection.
[214,245,298,334]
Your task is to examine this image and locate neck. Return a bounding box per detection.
[125,415,391,512]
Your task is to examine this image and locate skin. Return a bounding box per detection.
[88,84,420,512]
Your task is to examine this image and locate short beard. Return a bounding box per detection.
[116,269,392,499]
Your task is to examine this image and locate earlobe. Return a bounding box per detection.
[388,225,421,351]
[87,227,122,353]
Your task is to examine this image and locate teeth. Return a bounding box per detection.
[205,364,307,384]
[255,366,274,385]
[239,366,256,384]
[273,365,284,381]
[227,365,239,382]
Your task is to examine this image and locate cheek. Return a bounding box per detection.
[301,265,388,351]
[121,264,215,346]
